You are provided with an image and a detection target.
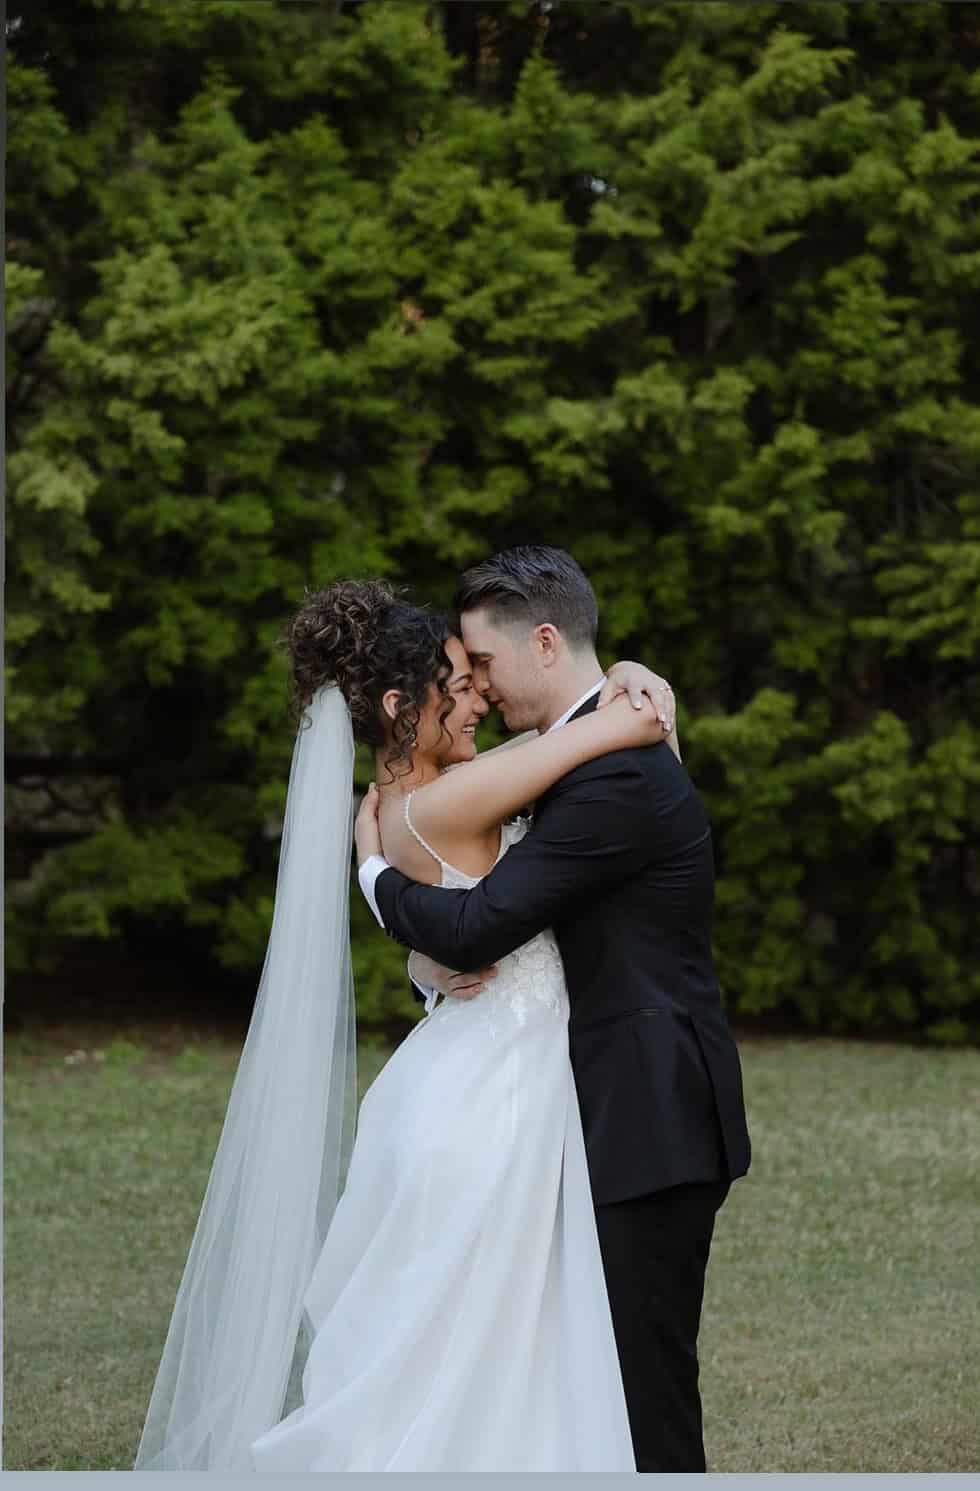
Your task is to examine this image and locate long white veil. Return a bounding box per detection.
[134,684,358,1470]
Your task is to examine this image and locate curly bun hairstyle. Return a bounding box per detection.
[283,579,457,778]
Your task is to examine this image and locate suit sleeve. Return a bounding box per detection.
[374,759,657,972]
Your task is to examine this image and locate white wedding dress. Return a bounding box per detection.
[249,801,635,1472]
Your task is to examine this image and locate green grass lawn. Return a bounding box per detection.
[4,1023,978,1471]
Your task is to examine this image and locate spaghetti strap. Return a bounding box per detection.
[403,790,451,874]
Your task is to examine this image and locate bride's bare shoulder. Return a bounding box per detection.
[397,777,500,878]
[377,799,443,884]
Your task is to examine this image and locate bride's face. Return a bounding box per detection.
[414,635,489,766]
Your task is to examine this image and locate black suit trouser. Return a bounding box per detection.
[594,1179,730,1474]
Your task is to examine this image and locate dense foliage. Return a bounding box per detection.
[7,0,979,1039]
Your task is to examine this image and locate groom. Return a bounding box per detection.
[355,545,751,1473]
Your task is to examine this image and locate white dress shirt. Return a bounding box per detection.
[544,677,604,734]
[357,677,606,930]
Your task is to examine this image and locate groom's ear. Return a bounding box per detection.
[534,623,561,667]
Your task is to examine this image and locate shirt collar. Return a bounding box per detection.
[546,677,605,733]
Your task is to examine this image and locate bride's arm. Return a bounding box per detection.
[409,693,665,844]
[443,729,537,771]
[448,663,676,768]
[598,659,680,760]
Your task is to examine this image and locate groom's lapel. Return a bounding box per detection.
[526,692,602,820]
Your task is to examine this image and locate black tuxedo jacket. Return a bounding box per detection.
[376,695,751,1205]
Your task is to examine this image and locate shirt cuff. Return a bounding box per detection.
[357,854,390,928]
[407,956,439,1016]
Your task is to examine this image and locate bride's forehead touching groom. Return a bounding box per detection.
[136,540,750,1475]
[357,542,752,1475]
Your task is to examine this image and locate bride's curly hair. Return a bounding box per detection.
[283,579,457,779]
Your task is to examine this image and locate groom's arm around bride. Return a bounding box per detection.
[357,681,750,1203]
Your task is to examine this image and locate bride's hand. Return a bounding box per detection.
[605,690,667,746]
[355,783,383,866]
[598,661,675,735]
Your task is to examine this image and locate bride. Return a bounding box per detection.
[134,579,669,1473]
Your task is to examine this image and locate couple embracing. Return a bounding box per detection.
[135,545,751,1473]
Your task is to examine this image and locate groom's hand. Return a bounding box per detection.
[410,951,499,1002]
[355,782,383,866]
[598,661,675,734]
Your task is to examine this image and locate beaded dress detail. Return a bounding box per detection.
[403,790,565,1034]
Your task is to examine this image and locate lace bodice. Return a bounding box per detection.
[403,793,567,1034]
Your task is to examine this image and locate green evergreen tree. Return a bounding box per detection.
[7,1,979,1038]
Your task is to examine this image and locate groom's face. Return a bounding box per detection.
[459,608,544,733]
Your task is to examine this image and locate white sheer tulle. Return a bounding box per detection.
[134,684,358,1471]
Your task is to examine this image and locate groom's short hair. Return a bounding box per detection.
[454,545,599,651]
